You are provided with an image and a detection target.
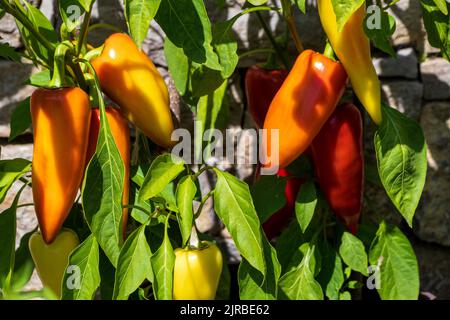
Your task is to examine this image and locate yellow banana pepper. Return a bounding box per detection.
[318,0,382,125]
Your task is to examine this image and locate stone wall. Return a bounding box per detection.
[0,0,449,298]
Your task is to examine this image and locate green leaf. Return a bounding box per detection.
[150,216,175,300]
[295,180,317,233]
[59,0,87,32]
[339,291,352,300]
[197,80,228,161]
[61,234,100,300]
[247,0,269,5]
[175,176,196,246]
[25,69,51,87]
[317,241,344,300]
[275,220,305,274]
[369,222,419,300]
[364,10,396,56]
[433,0,449,15]
[113,224,152,300]
[0,43,22,62]
[238,235,281,300]
[213,169,265,275]
[212,21,238,78]
[158,182,178,213]
[339,231,368,276]
[19,1,58,65]
[139,154,185,201]
[374,104,427,227]
[421,0,450,60]
[0,158,31,204]
[190,64,225,98]
[278,245,323,300]
[292,0,306,13]
[82,107,125,266]
[124,0,161,48]
[164,37,190,96]
[9,98,32,142]
[0,185,24,290]
[250,175,287,223]
[331,0,365,31]
[11,229,36,291]
[155,0,221,70]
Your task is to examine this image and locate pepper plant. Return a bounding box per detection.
[0,0,445,300]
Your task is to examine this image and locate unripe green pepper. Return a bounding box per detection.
[29,228,80,298]
[173,241,223,300]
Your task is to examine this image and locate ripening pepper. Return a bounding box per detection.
[262,50,348,170]
[31,87,91,244]
[29,228,80,298]
[310,103,364,234]
[263,168,304,239]
[245,66,289,128]
[86,108,130,238]
[173,241,223,300]
[92,33,175,148]
[318,0,382,125]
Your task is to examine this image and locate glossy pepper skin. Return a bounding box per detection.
[318,1,382,125]
[173,242,223,300]
[262,50,348,170]
[245,66,289,128]
[92,33,174,148]
[310,103,364,234]
[31,88,91,244]
[86,108,130,237]
[263,168,304,239]
[29,228,80,298]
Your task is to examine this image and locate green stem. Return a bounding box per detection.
[74,58,105,110]
[88,23,123,33]
[238,48,275,60]
[323,40,336,61]
[255,11,289,69]
[84,45,104,62]
[16,203,34,209]
[76,3,94,56]
[193,165,213,181]
[280,0,304,54]
[49,41,72,88]
[123,205,153,217]
[194,190,214,220]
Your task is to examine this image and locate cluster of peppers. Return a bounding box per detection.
[247,2,379,238]
[28,33,223,299]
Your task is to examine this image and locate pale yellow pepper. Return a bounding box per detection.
[29,228,79,298]
[173,241,223,300]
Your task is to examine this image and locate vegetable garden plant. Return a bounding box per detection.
[0,0,445,300]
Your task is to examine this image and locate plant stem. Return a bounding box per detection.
[193,165,213,181]
[88,23,123,33]
[238,48,275,60]
[255,11,289,69]
[280,0,304,54]
[323,40,336,61]
[194,190,214,219]
[76,4,93,56]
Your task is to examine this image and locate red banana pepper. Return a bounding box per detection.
[86,108,130,238]
[245,66,289,128]
[310,103,364,234]
[262,50,348,170]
